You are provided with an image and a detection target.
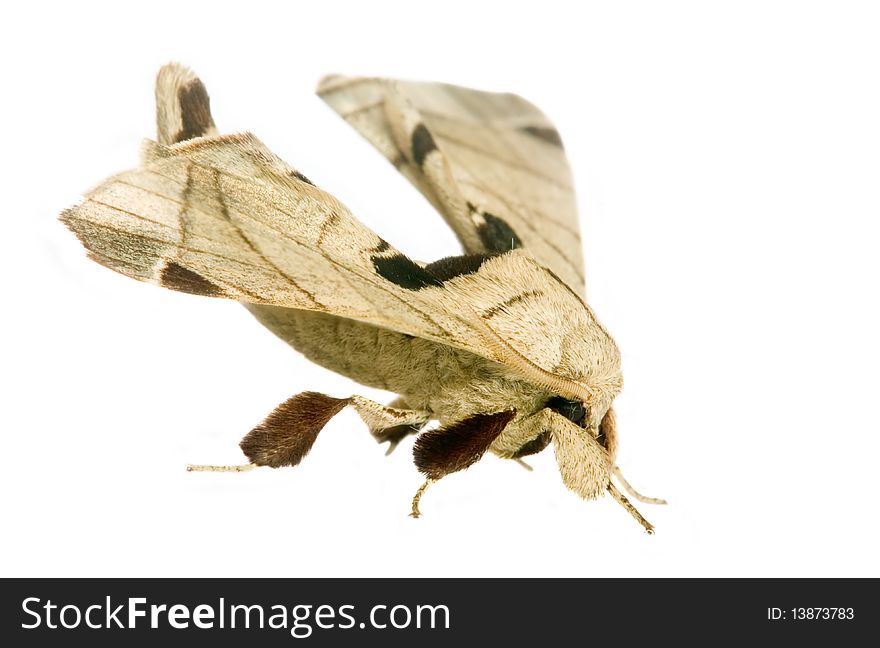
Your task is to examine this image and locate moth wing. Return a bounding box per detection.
[63,133,453,336]
[317,76,586,296]
[62,132,604,402]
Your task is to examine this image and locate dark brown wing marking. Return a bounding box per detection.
[423,253,496,281]
[175,78,216,143]
[159,261,226,297]
[411,123,438,167]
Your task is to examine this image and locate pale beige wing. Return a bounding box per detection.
[64,132,452,332]
[317,76,585,295]
[62,131,611,405]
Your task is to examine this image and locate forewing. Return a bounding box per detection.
[62,132,604,403]
[317,76,586,295]
[64,133,449,331]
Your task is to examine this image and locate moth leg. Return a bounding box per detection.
[348,396,431,455]
[187,463,254,473]
[239,392,351,468]
[409,410,517,516]
[513,458,534,472]
[607,482,655,534]
[409,479,435,518]
[612,466,667,505]
[374,397,430,456]
[377,423,425,456]
[236,392,431,469]
[190,394,430,471]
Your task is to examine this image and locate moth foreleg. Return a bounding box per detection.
[376,423,425,456]
[410,479,435,518]
[236,393,429,469]
[409,410,516,516]
[356,396,430,455]
[186,463,254,473]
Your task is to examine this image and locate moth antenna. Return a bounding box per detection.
[410,479,435,518]
[607,482,655,534]
[612,466,667,505]
[186,463,255,472]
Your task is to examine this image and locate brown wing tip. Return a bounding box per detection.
[62,205,233,298]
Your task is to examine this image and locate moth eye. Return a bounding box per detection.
[545,396,588,427]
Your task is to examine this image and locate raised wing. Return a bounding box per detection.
[62,131,614,404]
[317,76,586,295]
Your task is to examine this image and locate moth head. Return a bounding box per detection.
[536,395,657,532]
[544,395,618,457]
[520,391,616,503]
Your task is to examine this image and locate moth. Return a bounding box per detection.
[62,64,665,531]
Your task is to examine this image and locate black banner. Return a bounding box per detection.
[0,578,873,645]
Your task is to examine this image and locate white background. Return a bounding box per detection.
[2,0,878,577]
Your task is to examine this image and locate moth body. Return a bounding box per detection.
[61,63,663,531]
[249,301,619,462]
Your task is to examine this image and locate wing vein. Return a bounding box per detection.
[432,129,572,191]
[209,169,325,309]
[86,198,177,232]
[146,164,459,339]
[340,100,384,119]
[457,178,580,238]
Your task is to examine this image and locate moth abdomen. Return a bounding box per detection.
[410,123,438,168]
